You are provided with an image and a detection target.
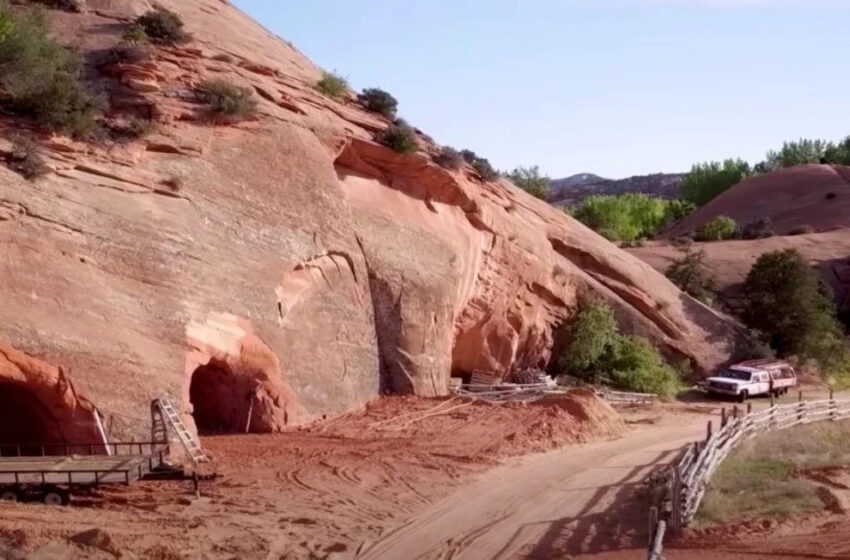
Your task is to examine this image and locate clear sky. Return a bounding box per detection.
[232,0,850,179]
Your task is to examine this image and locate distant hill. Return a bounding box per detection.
[665,164,850,237]
[548,172,686,206]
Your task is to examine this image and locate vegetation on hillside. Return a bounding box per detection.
[194,80,257,122]
[378,122,417,154]
[665,245,716,304]
[694,216,739,241]
[757,137,850,172]
[557,301,682,396]
[461,149,498,180]
[316,71,348,100]
[742,249,850,384]
[358,88,398,119]
[698,421,850,525]
[133,7,191,45]
[505,165,549,199]
[571,193,694,242]
[0,6,98,137]
[680,159,751,206]
[434,146,463,170]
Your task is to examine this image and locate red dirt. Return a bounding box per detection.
[0,391,623,559]
[666,164,850,237]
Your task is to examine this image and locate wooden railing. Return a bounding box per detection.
[596,389,657,407]
[647,391,850,560]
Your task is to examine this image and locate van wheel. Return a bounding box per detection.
[738,390,748,403]
[0,487,19,502]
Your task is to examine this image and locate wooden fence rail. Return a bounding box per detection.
[647,391,850,559]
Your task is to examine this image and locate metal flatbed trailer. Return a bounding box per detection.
[0,441,170,505]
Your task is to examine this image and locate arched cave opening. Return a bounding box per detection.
[0,383,63,456]
[189,360,254,435]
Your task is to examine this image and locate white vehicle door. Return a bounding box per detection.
[755,372,770,395]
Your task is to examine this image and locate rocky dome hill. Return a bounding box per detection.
[666,164,850,238]
[0,0,742,440]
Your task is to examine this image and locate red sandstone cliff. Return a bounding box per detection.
[0,0,743,438]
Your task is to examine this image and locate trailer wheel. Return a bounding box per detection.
[41,487,69,506]
[0,487,19,502]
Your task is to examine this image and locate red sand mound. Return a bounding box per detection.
[667,164,850,237]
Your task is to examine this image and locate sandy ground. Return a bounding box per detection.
[1,391,848,560]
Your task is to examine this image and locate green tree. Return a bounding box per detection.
[694,216,739,241]
[506,165,549,200]
[824,137,850,165]
[572,193,685,242]
[358,88,398,119]
[680,159,751,206]
[759,138,831,172]
[665,246,716,304]
[742,249,850,380]
[557,301,682,396]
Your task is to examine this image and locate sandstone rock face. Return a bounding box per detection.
[0,0,742,439]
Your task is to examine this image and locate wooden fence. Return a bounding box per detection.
[596,389,657,407]
[647,391,850,560]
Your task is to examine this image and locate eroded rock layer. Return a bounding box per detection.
[0,0,742,438]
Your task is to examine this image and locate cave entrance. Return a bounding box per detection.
[0,383,63,456]
[189,361,254,435]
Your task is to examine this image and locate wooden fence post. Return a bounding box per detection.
[648,506,659,555]
[721,408,727,428]
[671,465,683,533]
[770,401,776,429]
[706,420,713,442]
[830,389,837,421]
[798,399,805,423]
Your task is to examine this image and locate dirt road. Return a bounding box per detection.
[358,412,713,560]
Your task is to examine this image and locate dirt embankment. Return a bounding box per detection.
[0,391,624,559]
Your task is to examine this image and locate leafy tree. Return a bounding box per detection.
[694,216,739,241]
[378,122,417,154]
[824,137,850,166]
[316,71,348,100]
[558,301,619,377]
[506,165,549,200]
[194,80,257,122]
[572,193,687,242]
[759,138,831,172]
[460,149,498,180]
[680,159,751,206]
[742,249,850,380]
[0,6,98,137]
[434,146,463,170]
[557,301,681,396]
[665,246,716,304]
[134,7,190,44]
[358,88,398,119]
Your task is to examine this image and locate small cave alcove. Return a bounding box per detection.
[189,360,254,435]
[0,382,64,456]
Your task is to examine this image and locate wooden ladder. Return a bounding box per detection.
[151,397,209,464]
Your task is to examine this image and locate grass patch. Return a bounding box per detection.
[194,79,257,123]
[696,420,850,526]
[316,71,348,100]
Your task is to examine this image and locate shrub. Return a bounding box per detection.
[742,249,850,380]
[357,88,397,119]
[788,225,815,236]
[506,165,549,200]
[194,80,257,122]
[30,0,84,11]
[741,217,775,240]
[694,216,739,241]
[667,199,696,221]
[134,8,190,45]
[680,159,751,206]
[557,301,681,396]
[665,246,716,304]
[572,193,688,243]
[378,122,417,154]
[316,71,348,100]
[109,117,154,139]
[434,146,463,170]
[8,137,49,179]
[460,149,498,181]
[121,23,148,45]
[0,7,98,137]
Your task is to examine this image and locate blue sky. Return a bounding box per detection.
[233,1,850,179]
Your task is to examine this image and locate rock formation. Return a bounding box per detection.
[0,0,742,440]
